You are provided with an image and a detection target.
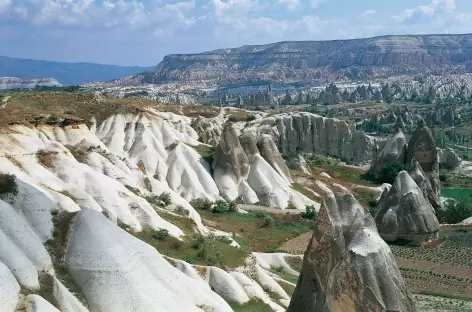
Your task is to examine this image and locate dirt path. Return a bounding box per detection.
[1,96,11,109]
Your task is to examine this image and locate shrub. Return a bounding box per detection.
[157,192,172,206]
[439,174,448,182]
[0,173,18,196]
[212,200,230,214]
[152,229,169,241]
[260,215,275,228]
[190,234,206,249]
[438,199,472,224]
[378,160,408,184]
[190,198,213,211]
[301,205,317,220]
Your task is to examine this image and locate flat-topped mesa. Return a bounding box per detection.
[375,171,440,245]
[287,186,417,312]
[368,124,407,179]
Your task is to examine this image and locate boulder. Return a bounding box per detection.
[375,171,439,245]
[287,186,417,312]
[438,148,462,170]
[368,126,406,179]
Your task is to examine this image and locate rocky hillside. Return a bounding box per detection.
[121,34,472,88]
[0,77,61,90]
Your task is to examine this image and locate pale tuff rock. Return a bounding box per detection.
[24,295,61,312]
[375,171,440,245]
[0,199,53,290]
[408,158,442,214]
[287,186,416,312]
[166,142,221,202]
[286,154,311,175]
[191,115,224,146]
[170,256,288,311]
[213,123,316,209]
[0,77,61,90]
[213,123,251,201]
[66,209,233,312]
[245,112,378,165]
[257,134,292,182]
[438,147,462,170]
[407,120,440,199]
[368,126,407,179]
[0,261,20,312]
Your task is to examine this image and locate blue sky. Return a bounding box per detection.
[1,0,471,66]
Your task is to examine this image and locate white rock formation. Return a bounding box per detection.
[0,77,61,90]
[244,112,379,165]
[213,123,315,209]
[66,209,233,312]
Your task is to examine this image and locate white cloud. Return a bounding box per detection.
[392,0,457,23]
[0,0,12,14]
[361,9,377,17]
[277,0,299,10]
[310,0,324,9]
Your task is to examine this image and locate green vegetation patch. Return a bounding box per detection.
[198,210,312,253]
[442,188,472,205]
[193,144,216,165]
[0,173,19,197]
[269,266,299,284]
[132,229,248,269]
[230,299,273,312]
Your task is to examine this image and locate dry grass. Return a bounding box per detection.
[36,150,55,168]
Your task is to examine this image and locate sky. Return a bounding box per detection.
[1,0,472,66]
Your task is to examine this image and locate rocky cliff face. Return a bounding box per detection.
[245,112,379,165]
[287,184,417,312]
[0,77,61,90]
[125,34,472,88]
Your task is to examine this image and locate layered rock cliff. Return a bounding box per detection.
[122,34,472,87]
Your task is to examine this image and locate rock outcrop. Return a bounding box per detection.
[286,154,311,175]
[408,159,441,214]
[244,112,379,165]
[212,123,315,209]
[368,124,407,179]
[407,119,440,199]
[66,209,233,312]
[287,185,417,312]
[438,147,462,170]
[0,77,61,90]
[375,171,440,245]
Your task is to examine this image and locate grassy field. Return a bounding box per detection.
[441,188,472,204]
[197,210,312,253]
